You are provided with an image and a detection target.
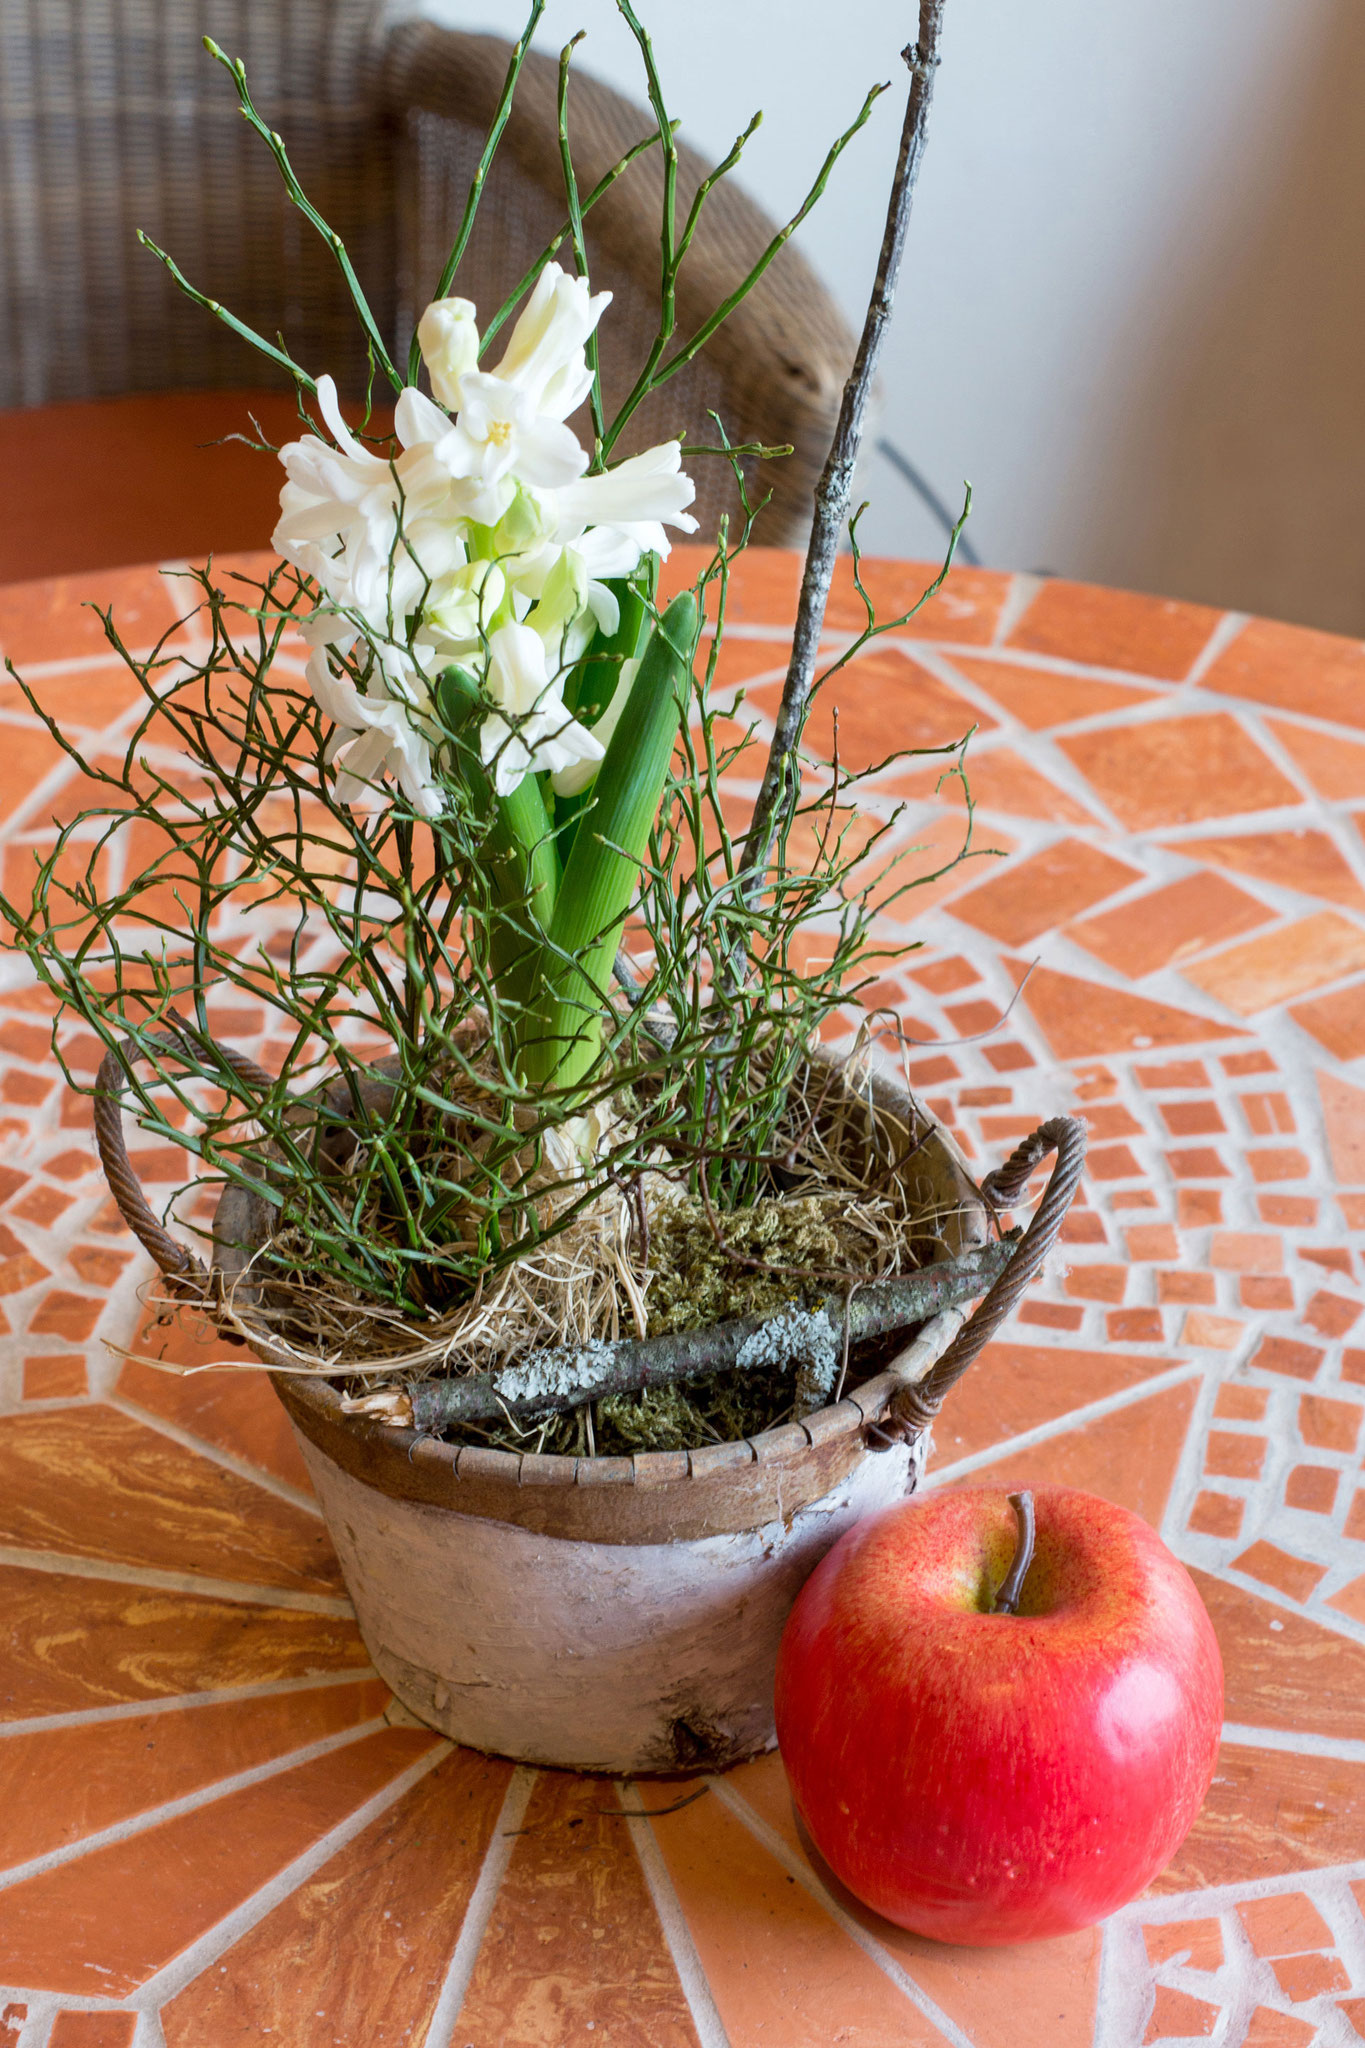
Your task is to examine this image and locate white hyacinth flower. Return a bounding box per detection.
[277,264,696,809]
[480,622,604,800]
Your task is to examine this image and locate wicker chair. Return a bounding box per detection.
[0,0,854,546]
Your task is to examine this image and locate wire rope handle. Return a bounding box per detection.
[93,1031,278,1298]
[887,1115,1088,1434]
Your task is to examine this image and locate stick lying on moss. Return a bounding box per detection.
[343,1238,1011,1432]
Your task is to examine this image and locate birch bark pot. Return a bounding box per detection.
[96,1042,1084,1775]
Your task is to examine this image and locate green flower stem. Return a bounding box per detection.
[436,667,559,1014]
[518,591,698,1093]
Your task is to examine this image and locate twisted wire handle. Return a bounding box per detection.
[889,1115,1087,1432]
[93,1031,277,1296]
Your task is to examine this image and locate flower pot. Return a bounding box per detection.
[95,1039,1084,1774]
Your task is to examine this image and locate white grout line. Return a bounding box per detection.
[0,1667,378,1738]
[990,570,1045,648]
[0,1545,353,1616]
[1221,1722,1365,1766]
[1184,609,1251,687]
[928,1361,1208,1483]
[618,1783,732,2048]
[0,1719,391,1892]
[420,1765,537,2048]
[703,1774,976,2048]
[106,1393,324,1518]
[132,1739,450,2009]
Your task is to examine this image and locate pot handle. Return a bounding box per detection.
[93,1031,277,1298]
[888,1115,1087,1433]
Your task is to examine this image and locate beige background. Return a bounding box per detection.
[405,0,1365,636]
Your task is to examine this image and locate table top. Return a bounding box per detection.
[0,546,1363,2047]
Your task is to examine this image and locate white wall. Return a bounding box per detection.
[404,0,1365,634]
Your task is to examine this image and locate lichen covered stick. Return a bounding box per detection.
[345,1236,1010,1430]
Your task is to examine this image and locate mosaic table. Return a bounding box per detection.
[0,546,1363,2047]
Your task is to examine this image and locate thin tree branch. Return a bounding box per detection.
[740,3,946,891]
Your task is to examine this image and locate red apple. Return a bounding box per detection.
[774,1483,1223,1945]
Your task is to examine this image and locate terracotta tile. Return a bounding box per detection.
[0,1678,389,1868]
[1271,1951,1349,1998]
[689,545,801,623]
[1345,1349,1365,1383]
[1298,1394,1361,1452]
[1328,1575,1365,1624]
[0,564,180,664]
[1225,1049,1279,1077]
[1189,1491,1245,1537]
[28,1290,103,1340]
[1240,2009,1316,2048]
[982,1040,1036,1071]
[1107,1308,1163,1342]
[1237,1892,1334,1956]
[1073,1062,1121,1099]
[1341,1996,1365,2043]
[1241,1277,1295,1308]
[1240,1091,1296,1135]
[1284,1465,1339,1513]
[1160,829,1365,911]
[736,1751,1106,2048]
[1017,965,1247,1060]
[958,1086,1014,1108]
[946,997,1004,1036]
[1186,913,1365,1015]
[1210,1232,1282,1273]
[1253,1336,1324,1381]
[823,555,1009,643]
[1,1070,54,1106]
[1086,1143,1144,1181]
[648,1779,954,2048]
[1232,1541,1328,1601]
[1158,1272,1216,1304]
[1142,1985,1218,2041]
[1291,980,1365,1058]
[1073,870,1273,980]
[931,1343,1180,1465]
[1007,580,1221,679]
[1142,1918,1224,1970]
[1345,1490,1365,1541]
[1,2004,27,2040]
[0,1726,439,1996]
[749,644,993,771]
[1182,1312,1245,1350]
[1301,1246,1354,1277]
[909,955,979,994]
[1081,1103,1144,1139]
[21,1354,87,1398]
[1157,1742,1365,1892]
[1161,1100,1226,1137]
[1204,614,1365,729]
[1063,1265,1128,1304]
[1259,1195,1318,1226]
[116,1317,312,1493]
[706,635,792,692]
[1215,1385,1269,1420]
[1059,714,1298,831]
[1060,1210,1109,1244]
[48,2019,137,2048]
[908,1055,960,1085]
[951,838,1144,948]
[1167,1148,1230,1179]
[1247,1148,1310,1181]
[1126,1224,1180,1261]
[161,1747,514,2048]
[1205,1431,1266,1479]
[961,1380,1197,1526]
[0,1407,342,1594]
[1192,1567,1365,1739]
[1266,716,1365,798]
[454,1771,702,2048]
[1019,1300,1086,1330]
[948,652,1162,727]
[889,746,1099,825]
[0,1562,368,1721]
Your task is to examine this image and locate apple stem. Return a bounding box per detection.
[992,1491,1036,1615]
